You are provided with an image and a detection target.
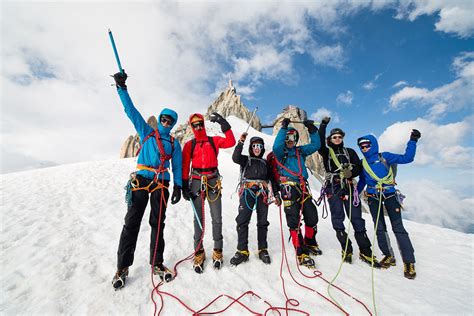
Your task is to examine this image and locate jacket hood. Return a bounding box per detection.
[249,136,265,158]
[357,134,379,160]
[188,113,207,140]
[158,108,178,135]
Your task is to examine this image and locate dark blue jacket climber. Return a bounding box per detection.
[357,134,416,195]
[117,87,182,186]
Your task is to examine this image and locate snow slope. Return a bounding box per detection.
[1,117,473,315]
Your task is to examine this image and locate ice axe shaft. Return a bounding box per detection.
[260,120,320,129]
[108,29,124,73]
[245,107,258,134]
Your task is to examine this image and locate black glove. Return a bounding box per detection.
[321,116,331,125]
[210,112,231,132]
[410,129,421,142]
[303,120,318,133]
[171,186,181,204]
[281,118,291,129]
[274,192,282,207]
[182,181,191,201]
[113,71,127,89]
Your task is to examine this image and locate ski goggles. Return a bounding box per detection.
[359,142,371,150]
[160,115,174,126]
[191,121,204,129]
[285,133,297,142]
[252,143,264,150]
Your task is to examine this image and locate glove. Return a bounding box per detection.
[113,71,127,89]
[171,186,181,204]
[410,129,421,142]
[281,118,291,129]
[182,181,191,201]
[210,112,231,132]
[321,116,331,125]
[239,132,248,143]
[274,192,282,207]
[303,120,318,133]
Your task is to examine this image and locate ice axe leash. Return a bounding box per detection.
[108,29,124,73]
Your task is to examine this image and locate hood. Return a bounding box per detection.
[249,136,265,158]
[357,134,379,161]
[188,113,207,140]
[157,108,178,136]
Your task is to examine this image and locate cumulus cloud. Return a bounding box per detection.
[401,179,474,233]
[310,107,341,124]
[378,117,473,168]
[395,0,474,38]
[388,52,474,119]
[336,90,354,105]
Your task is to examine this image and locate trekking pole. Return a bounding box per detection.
[244,107,258,134]
[108,29,124,73]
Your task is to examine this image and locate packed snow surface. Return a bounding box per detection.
[1,117,472,315]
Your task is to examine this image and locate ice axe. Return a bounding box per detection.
[244,107,258,134]
[108,29,124,74]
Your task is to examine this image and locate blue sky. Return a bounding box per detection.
[1,1,473,231]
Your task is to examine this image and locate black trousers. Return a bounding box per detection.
[235,189,269,251]
[117,176,170,270]
[281,183,318,230]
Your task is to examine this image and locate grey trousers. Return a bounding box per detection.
[190,177,223,251]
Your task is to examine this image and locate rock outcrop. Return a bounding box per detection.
[271,105,325,182]
[119,116,157,158]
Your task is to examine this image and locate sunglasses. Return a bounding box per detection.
[191,121,204,129]
[252,143,264,150]
[285,134,297,142]
[160,116,174,125]
[331,135,343,140]
[359,144,371,150]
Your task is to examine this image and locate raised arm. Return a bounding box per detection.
[272,127,288,159]
[232,134,248,167]
[114,72,152,139]
[318,117,330,157]
[299,121,320,156]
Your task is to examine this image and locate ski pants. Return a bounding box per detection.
[368,194,415,263]
[235,188,269,251]
[280,182,318,252]
[190,177,223,251]
[117,176,170,270]
[327,184,372,255]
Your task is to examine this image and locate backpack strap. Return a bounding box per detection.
[190,136,218,162]
[361,157,395,191]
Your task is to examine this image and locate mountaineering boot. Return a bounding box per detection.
[305,244,323,256]
[230,250,250,266]
[258,249,271,265]
[153,264,175,282]
[212,248,223,270]
[379,255,396,269]
[112,267,129,290]
[359,253,382,268]
[403,263,416,280]
[342,250,353,264]
[297,253,315,269]
[193,249,206,274]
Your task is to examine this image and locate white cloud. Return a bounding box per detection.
[393,80,408,88]
[336,90,354,105]
[378,117,473,168]
[310,107,341,124]
[388,52,474,119]
[309,44,345,69]
[401,179,474,233]
[362,72,383,90]
[395,0,474,38]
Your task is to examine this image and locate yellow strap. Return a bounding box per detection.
[131,178,169,193]
[362,158,394,191]
[136,164,168,174]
